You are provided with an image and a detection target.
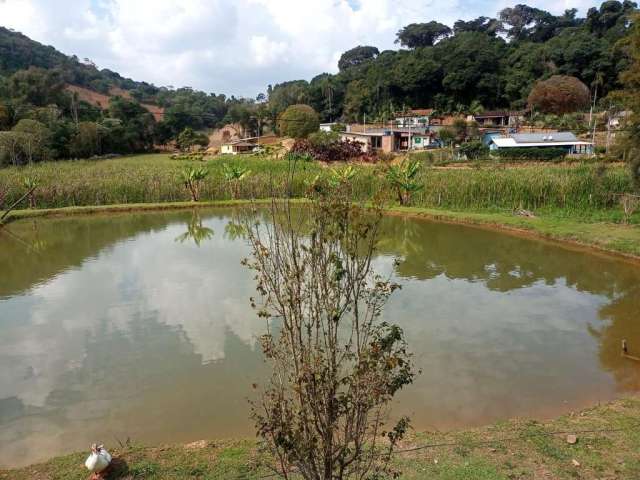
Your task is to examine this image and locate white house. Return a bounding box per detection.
[220,140,257,155]
[488,132,593,154]
[395,109,433,128]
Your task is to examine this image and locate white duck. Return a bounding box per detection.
[85,444,112,479]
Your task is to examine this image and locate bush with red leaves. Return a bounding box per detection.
[291,138,365,162]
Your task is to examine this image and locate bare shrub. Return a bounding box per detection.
[619,193,640,224]
[242,187,416,480]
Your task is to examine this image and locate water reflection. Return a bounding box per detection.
[0,208,639,467]
[175,211,215,246]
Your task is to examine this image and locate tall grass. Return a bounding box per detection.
[0,154,633,212]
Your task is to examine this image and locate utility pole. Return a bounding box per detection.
[605,105,611,154]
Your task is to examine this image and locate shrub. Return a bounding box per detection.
[291,138,363,162]
[176,127,210,151]
[495,147,568,161]
[528,75,590,114]
[308,130,340,148]
[278,104,320,138]
[459,141,489,160]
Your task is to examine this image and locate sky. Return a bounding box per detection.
[0,0,601,98]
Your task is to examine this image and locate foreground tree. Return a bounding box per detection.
[278,104,320,139]
[243,188,416,480]
[527,75,590,114]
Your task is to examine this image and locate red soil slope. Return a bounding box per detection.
[65,84,164,121]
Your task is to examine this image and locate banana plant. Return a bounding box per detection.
[181,166,209,202]
[386,159,423,206]
[222,162,251,199]
[23,176,39,209]
[328,165,356,188]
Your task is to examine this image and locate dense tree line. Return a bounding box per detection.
[267,1,638,122]
[0,28,261,165]
[0,1,638,165]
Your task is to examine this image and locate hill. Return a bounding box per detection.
[0,1,638,166]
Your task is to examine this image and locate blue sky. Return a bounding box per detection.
[0,0,601,98]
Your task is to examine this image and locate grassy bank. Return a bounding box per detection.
[3,200,640,259]
[2,397,639,479]
[0,154,636,214]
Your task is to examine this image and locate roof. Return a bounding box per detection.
[222,140,256,147]
[474,110,525,119]
[491,137,592,148]
[396,109,434,117]
[511,132,578,143]
[342,131,383,137]
[343,127,431,136]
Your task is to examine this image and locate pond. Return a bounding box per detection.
[1,208,639,468]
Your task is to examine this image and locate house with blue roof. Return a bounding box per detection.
[485,132,594,155]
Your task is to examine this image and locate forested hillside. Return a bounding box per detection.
[0,1,638,165]
[0,26,256,163]
[272,1,638,122]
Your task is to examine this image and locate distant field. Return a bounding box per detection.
[0,154,635,216]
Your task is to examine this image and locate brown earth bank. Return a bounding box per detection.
[65,84,164,121]
[1,396,639,479]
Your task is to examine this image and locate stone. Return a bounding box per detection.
[572,459,580,467]
[184,440,208,450]
[566,434,578,444]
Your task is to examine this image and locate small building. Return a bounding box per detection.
[319,123,337,132]
[472,111,525,128]
[487,132,593,154]
[608,111,630,130]
[342,127,435,153]
[220,140,257,155]
[395,109,433,128]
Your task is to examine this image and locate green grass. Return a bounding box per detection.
[390,206,640,257]
[1,153,639,258]
[3,397,639,480]
[0,154,635,213]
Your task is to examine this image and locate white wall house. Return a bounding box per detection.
[395,109,433,127]
[488,132,593,154]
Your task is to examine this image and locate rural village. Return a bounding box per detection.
[1,1,640,479]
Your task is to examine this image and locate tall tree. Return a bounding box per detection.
[395,22,452,48]
[338,46,380,71]
[453,16,502,36]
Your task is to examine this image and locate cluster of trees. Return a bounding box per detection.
[0,27,265,164]
[0,1,638,165]
[264,1,637,122]
[0,67,159,165]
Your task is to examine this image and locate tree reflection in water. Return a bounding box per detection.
[175,211,214,247]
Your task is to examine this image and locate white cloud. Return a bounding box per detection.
[0,0,603,97]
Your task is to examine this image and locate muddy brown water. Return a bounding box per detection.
[1,208,639,467]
